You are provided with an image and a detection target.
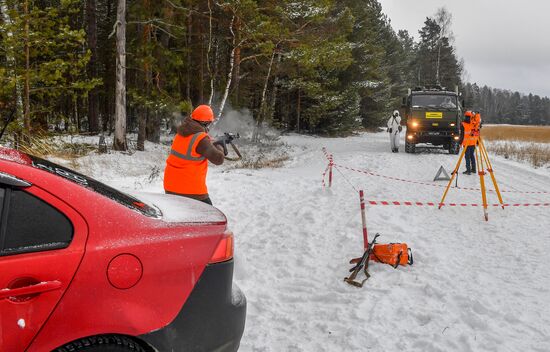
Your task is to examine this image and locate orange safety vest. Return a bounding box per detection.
[461,121,477,146]
[164,132,209,195]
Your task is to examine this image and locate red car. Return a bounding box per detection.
[0,147,246,352]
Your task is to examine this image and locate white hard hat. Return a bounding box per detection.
[393,110,400,117]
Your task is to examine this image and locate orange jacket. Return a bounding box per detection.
[461,121,477,146]
[164,132,209,195]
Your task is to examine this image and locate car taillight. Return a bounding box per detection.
[209,231,234,263]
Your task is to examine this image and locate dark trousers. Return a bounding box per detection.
[465,146,476,172]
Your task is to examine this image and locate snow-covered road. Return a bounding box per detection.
[77,132,550,352]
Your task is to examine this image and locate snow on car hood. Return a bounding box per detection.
[129,191,226,224]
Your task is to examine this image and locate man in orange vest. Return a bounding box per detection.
[459,111,477,175]
[164,105,225,205]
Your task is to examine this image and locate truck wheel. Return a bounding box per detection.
[405,141,416,154]
[449,141,460,155]
[55,335,147,352]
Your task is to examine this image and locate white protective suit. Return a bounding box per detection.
[387,110,402,152]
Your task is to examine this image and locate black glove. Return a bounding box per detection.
[398,125,402,132]
[213,139,228,156]
[388,128,392,133]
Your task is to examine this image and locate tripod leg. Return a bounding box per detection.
[439,145,467,209]
[475,144,489,221]
[479,138,505,209]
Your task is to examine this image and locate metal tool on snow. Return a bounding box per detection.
[345,234,379,288]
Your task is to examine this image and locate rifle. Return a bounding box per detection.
[344,234,380,288]
[214,132,242,161]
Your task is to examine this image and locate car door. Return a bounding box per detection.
[0,183,87,351]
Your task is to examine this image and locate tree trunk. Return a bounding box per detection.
[199,30,204,103]
[185,11,192,100]
[268,52,282,122]
[86,0,99,132]
[217,15,235,120]
[23,0,31,134]
[296,89,301,132]
[113,0,127,151]
[252,49,276,142]
[0,1,23,119]
[436,42,441,85]
[233,17,241,105]
[207,0,214,105]
[137,16,151,152]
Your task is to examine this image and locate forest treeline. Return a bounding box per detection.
[0,0,547,149]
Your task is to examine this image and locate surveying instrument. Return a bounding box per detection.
[439,118,504,221]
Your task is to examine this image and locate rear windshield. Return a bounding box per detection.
[412,95,457,109]
[29,156,161,218]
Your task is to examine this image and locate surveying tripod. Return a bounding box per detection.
[439,134,504,221]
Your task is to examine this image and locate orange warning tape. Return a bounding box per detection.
[321,147,550,195]
[367,200,550,207]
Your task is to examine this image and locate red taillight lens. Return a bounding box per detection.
[209,232,234,263]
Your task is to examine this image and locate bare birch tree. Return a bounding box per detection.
[217,15,235,120]
[435,7,453,86]
[113,0,127,151]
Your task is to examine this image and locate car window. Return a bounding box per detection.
[0,188,73,256]
[412,95,457,108]
[29,155,161,218]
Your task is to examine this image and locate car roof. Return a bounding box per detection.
[0,146,33,165]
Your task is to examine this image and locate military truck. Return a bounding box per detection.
[402,86,462,154]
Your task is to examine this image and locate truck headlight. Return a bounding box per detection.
[411,121,419,128]
[450,123,456,127]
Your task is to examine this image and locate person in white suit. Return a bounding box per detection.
[387,110,402,153]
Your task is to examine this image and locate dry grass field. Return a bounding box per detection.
[482,125,550,167]
[482,125,550,143]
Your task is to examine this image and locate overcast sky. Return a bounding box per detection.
[378,0,550,98]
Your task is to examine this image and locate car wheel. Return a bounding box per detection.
[405,141,416,154]
[55,335,148,352]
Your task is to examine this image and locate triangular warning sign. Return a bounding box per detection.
[433,165,451,181]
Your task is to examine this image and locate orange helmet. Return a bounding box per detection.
[464,110,473,117]
[191,105,214,122]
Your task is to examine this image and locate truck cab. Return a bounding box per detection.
[403,86,462,154]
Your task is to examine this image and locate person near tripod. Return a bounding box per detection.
[459,111,477,175]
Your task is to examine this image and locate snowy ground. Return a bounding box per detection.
[66,131,550,352]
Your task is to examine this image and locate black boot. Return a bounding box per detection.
[462,170,471,175]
